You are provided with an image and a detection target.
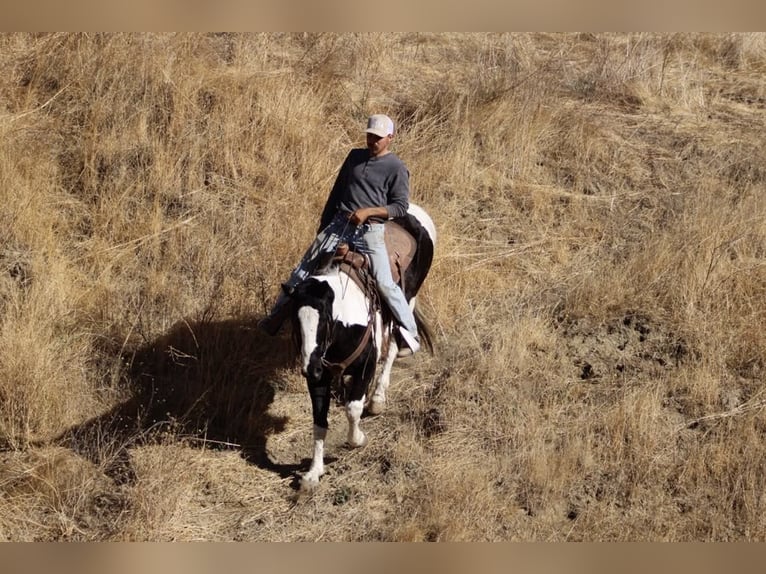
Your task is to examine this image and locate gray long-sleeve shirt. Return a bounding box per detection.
[319,148,410,231]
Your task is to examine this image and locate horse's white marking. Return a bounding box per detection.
[324,273,369,328]
[368,295,417,414]
[345,398,367,447]
[297,305,320,374]
[368,328,397,415]
[407,203,437,243]
[301,424,327,490]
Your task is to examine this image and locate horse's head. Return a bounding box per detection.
[284,278,335,381]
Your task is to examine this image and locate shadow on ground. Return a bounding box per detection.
[48,315,306,486]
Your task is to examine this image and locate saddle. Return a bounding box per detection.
[332,221,418,297]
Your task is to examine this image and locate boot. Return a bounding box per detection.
[396,326,421,358]
[258,299,292,336]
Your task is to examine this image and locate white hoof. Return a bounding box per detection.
[346,434,368,449]
[300,473,320,492]
[367,399,386,416]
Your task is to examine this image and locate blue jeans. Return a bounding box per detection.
[282,213,418,334]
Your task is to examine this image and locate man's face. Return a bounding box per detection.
[366,133,392,157]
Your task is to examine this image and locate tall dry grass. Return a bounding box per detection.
[1,32,766,541]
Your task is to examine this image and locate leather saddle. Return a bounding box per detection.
[332,221,417,296]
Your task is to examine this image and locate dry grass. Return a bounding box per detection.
[2,32,766,541]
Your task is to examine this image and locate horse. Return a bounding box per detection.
[283,203,436,490]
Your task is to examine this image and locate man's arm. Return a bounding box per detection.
[348,205,390,226]
[384,163,410,220]
[350,158,410,225]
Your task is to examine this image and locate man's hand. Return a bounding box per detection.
[348,206,388,226]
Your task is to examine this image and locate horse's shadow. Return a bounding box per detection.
[49,315,307,486]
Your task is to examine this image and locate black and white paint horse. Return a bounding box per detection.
[284,204,436,489]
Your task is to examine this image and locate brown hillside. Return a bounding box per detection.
[2,32,766,541]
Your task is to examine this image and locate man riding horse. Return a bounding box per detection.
[259,114,421,357]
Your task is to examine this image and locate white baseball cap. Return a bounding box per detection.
[365,114,395,138]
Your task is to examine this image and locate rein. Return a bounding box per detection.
[320,318,374,378]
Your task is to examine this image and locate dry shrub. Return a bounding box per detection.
[0,446,122,541]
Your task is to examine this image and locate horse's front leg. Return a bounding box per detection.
[345,361,374,447]
[345,398,367,448]
[302,378,331,490]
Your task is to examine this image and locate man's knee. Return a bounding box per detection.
[375,278,402,300]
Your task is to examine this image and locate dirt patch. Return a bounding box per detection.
[555,312,689,383]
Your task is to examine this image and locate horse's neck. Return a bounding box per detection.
[314,270,370,325]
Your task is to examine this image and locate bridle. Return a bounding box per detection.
[320,317,374,379]
[318,268,379,380]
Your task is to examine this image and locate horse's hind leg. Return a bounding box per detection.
[368,338,397,416]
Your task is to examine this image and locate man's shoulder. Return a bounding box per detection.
[342,148,370,166]
[383,152,408,172]
[346,149,407,170]
[348,148,370,160]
